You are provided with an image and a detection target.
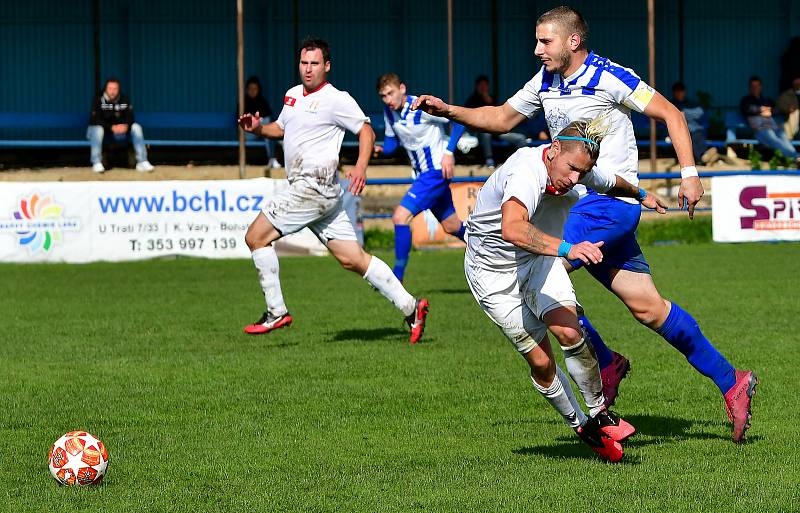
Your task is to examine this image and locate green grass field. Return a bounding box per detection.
[1,243,798,512]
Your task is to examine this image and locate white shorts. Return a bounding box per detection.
[262,181,357,245]
[465,255,579,354]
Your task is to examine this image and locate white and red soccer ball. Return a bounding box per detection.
[48,431,109,486]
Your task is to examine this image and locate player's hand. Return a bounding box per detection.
[441,153,455,179]
[642,192,668,214]
[346,165,367,196]
[238,111,262,132]
[677,176,703,220]
[411,95,450,117]
[567,241,604,265]
[372,145,383,158]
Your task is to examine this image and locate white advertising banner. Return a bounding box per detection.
[0,179,328,263]
[712,175,800,242]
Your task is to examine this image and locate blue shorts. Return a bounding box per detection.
[562,191,650,290]
[399,169,457,221]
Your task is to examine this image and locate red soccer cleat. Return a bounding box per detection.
[405,298,429,344]
[601,351,630,407]
[724,369,758,443]
[244,312,293,335]
[595,408,636,442]
[575,416,624,463]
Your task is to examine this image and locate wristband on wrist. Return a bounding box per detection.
[680,166,698,179]
[637,187,647,202]
[557,241,572,258]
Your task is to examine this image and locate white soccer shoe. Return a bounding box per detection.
[457,134,479,153]
[92,163,106,173]
[136,161,155,173]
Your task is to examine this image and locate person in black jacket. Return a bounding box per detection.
[87,78,153,173]
[239,76,280,169]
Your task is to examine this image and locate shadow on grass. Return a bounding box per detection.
[418,287,471,295]
[513,443,641,465]
[328,327,408,343]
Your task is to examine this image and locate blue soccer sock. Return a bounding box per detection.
[393,224,412,281]
[454,223,466,242]
[656,303,736,394]
[579,316,614,370]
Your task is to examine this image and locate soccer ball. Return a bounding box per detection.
[48,431,109,486]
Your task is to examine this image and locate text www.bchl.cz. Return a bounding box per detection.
[97,190,266,214]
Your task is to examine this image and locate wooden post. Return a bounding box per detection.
[447,0,454,104]
[648,0,658,176]
[237,0,246,179]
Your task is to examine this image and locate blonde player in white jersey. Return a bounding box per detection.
[414,6,757,443]
[465,117,666,461]
[238,37,429,344]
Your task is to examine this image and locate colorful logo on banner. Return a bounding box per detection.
[0,193,81,254]
[739,186,800,231]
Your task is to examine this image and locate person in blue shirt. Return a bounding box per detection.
[374,73,467,281]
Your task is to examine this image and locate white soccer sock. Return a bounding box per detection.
[561,336,605,417]
[530,370,583,429]
[363,255,416,317]
[556,365,588,426]
[252,245,288,316]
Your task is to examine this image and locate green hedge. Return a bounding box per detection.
[364,216,713,251]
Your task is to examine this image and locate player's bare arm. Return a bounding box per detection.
[441,152,455,179]
[346,122,375,195]
[643,91,704,219]
[605,176,668,214]
[411,95,526,134]
[238,112,285,139]
[500,197,603,264]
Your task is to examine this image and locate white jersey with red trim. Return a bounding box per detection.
[465,145,614,271]
[276,82,369,196]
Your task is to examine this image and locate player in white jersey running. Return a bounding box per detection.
[413,6,757,442]
[374,73,468,281]
[238,37,429,344]
[466,118,666,461]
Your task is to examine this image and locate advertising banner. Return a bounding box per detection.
[712,175,800,243]
[411,181,481,248]
[0,179,328,263]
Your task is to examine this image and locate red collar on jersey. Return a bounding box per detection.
[303,82,329,96]
[541,145,567,196]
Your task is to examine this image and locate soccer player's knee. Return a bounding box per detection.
[550,325,583,347]
[630,298,668,328]
[392,210,411,225]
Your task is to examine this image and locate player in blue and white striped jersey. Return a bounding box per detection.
[412,6,757,443]
[375,73,467,281]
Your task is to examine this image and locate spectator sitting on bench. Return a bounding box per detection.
[464,74,528,169]
[88,78,153,173]
[671,81,719,165]
[739,75,799,166]
[777,77,800,141]
[239,75,281,169]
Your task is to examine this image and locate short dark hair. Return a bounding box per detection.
[749,75,762,83]
[672,81,686,92]
[537,6,589,50]
[298,37,331,63]
[475,74,490,85]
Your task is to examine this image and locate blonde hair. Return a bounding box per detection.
[555,115,610,161]
[376,73,402,92]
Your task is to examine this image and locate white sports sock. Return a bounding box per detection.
[556,365,587,426]
[252,246,288,316]
[530,371,583,429]
[561,336,605,417]
[363,255,416,317]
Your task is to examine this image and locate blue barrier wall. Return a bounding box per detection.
[1,0,798,137]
